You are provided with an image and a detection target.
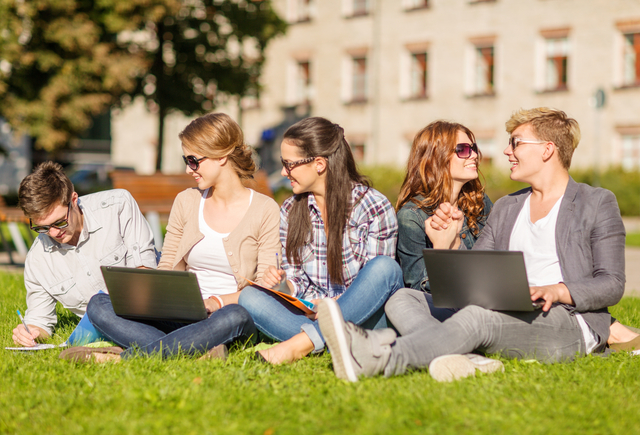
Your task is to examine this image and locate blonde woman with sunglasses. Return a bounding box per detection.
[80,113,281,362]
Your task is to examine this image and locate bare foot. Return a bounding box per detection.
[608,321,640,344]
[258,332,315,364]
[92,353,122,363]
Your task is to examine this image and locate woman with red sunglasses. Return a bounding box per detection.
[394,120,492,320]
[83,113,280,362]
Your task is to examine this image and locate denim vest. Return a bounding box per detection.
[396,194,493,291]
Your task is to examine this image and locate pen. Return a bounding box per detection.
[17,309,35,344]
[17,310,31,335]
[276,252,280,270]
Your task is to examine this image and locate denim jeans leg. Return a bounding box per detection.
[123,304,256,359]
[87,293,167,348]
[385,288,456,335]
[336,255,404,326]
[386,305,586,376]
[239,257,403,353]
[238,286,322,350]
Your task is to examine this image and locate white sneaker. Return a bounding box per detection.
[429,354,504,382]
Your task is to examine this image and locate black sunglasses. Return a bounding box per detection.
[182,155,208,171]
[30,201,72,234]
[280,156,315,176]
[455,143,478,159]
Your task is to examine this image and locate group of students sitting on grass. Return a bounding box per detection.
[11,107,640,382]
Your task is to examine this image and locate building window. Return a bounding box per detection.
[352,0,369,16]
[410,52,428,98]
[296,60,312,104]
[287,0,314,23]
[623,33,640,86]
[403,0,429,10]
[351,56,367,102]
[545,37,569,91]
[473,45,495,95]
[621,134,640,171]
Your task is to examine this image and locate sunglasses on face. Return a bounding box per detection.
[508,137,547,150]
[280,156,315,176]
[30,201,72,234]
[182,155,208,171]
[454,143,479,159]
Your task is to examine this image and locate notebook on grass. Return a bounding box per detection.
[422,249,543,312]
[101,266,208,323]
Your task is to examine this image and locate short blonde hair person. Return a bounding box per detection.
[505,107,581,169]
[179,112,256,179]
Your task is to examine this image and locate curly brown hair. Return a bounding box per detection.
[396,120,487,234]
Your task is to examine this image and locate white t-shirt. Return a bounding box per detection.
[509,194,597,354]
[185,189,254,298]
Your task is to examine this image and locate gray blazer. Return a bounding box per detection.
[474,177,626,349]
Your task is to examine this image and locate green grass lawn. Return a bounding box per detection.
[627,232,640,247]
[2,272,640,435]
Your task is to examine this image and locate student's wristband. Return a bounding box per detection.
[208,295,224,309]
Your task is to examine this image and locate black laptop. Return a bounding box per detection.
[422,249,543,312]
[100,266,208,323]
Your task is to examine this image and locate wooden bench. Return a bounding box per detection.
[111,170,273,249]
[0,198,32,264]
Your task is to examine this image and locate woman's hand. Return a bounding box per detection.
[261,265,286,289]
[204,297,221,315]
[425,203,464,249]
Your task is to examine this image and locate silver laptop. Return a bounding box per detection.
[422,250,543,312]
[100,266,208,323]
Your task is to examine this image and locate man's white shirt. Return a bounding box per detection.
[23,189,157,335]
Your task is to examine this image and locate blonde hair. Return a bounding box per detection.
[179,113,256,179]
[505,107,580,169]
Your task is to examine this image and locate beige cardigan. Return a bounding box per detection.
[158,188,281,289]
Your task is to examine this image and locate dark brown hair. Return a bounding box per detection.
[18,161,74,219]
[396,120,486,234]
[179,112,256,179]
[284,117,370,286]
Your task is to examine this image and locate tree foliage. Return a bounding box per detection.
[0,0,177,151]
[132,0,286,169]
[0,0,286,164]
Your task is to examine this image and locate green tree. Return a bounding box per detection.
[0,0,286,168]
[128,1,286,170]
[0,0,177,151]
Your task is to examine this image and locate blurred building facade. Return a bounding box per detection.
[112,0,640,173]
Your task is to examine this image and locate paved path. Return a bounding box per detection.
[625,247,640,297]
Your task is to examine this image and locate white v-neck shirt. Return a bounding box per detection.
[509,194,597,353]
[185,188,254,298]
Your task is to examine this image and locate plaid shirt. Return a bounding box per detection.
[280,184,398,300]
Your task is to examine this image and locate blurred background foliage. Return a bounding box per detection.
[0,0,286,167]
[358,165,640,216]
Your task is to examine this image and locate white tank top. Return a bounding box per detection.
[185,188,253,298]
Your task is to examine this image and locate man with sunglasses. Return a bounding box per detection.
[319,107,628,382]
[11,162,157,346]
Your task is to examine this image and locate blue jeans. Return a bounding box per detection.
[87,293,256,359]
[384,288,586,376]
[238,255,403,352]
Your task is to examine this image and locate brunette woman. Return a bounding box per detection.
[239,117,403,364]
[395,120,492,293]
